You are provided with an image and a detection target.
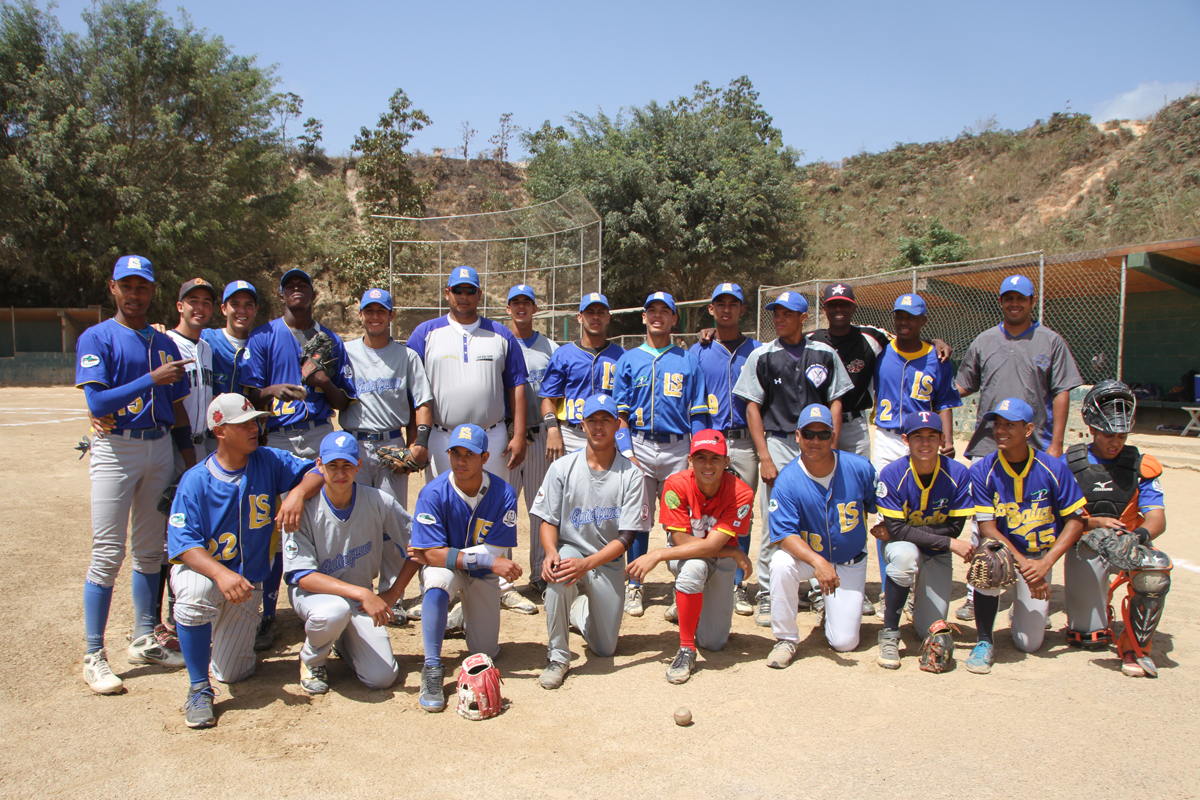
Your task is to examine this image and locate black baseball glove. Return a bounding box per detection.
[300,331,337,383]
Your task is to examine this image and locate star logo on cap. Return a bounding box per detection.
[831,284,846,294]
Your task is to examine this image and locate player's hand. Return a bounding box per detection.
[88,412,115,433]
[491,557,522,582]
[408,443,429,469]
[552,556,592,587]
[1046,442,1064,459]
[151,322,168,334]
[505,434,527,471]
[150,358,194,385]
[359,592,393,627]
[813,559,840,595]
[1086,515,1127,531]
[625,553,659,584]
[1017,555,1052,599]
[940,441,956,458]
[697,327,717,345]
[406,547,430,565]
[759,457,779,487]
[541,550,561,584]
[730,548,753,578]
[869,523,890,542]
[302,368,330,390]
[265,383,307,402]
[932,338,953,363]
[215,569,254,604]
[948,537,975,562]
[545,427,564,463]
[276,490,306,532]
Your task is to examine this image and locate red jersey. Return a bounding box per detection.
[660,470,755,540]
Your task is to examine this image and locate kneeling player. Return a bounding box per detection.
[870,412,974,669]
[531,394,646,689]
[1067,381,1169,677]
[626,430,754,684]
[283,432,420,694]
[407,424,521,712]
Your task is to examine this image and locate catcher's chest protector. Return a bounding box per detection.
[1066,444,1139,519]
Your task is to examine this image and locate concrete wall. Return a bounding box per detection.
[0,353,77,386]
[1123,290,1200,394]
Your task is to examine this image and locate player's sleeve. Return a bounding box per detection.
[1136,456,1165,512]
[1052,458,1088,518]
[825,351,854,402]
[327,333,358,400]
[239,327,269,389]
[862,325,893,350]
[162,336,190,403]
[613,354,633,414]
[767,470,803,544]
[875,464,906,519]
[529,461,563,526]
[861,459,878,515]
[727,480,755,537]
[948,462,975,516]
[618,457,649,532]
[685,353,710,424]
[410,487,448,549]
[268,447,315,493]
[405,322,429,364]
[380,493,413,554]
[283,503,321,584]
[406,350,434,409]
[74,329,111,388]
[932,357,963,411]
[732,346,765,404]
[659,475,693,532]
[487,484,519,548]
[956,340,981,394]
[166,476,208,561]
[538,349,567,399]
[1048,332,1084,396]
[970,460,996,516]
[497,325,529,389]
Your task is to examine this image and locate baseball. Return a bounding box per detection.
[673,707,692,726]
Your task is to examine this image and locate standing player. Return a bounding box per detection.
[626,430,754,684]
[540,292,624,457]
[76,255,195,694]
[733,291,852,627]
[613,291,709,617]
[531,394,646,689]
[764,405,878,668]
[407,424,522,712]
[202,279,259,398]
[870,411,974,669]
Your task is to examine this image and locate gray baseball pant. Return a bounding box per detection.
[88,434,174,586]
[290,588,399,690]
[837,415,871,458]
[882,542,953,634]
[172,437,209,478]
[560,423,588,454]
[544,543,625,665]
[514,428,551,577]
[354,438,411,590]
[669,555,737,651]
[171,564,262,683]
[423,566,502,658]
[631,433,691,526]
[266,421,334,460]
[755,435,800,600]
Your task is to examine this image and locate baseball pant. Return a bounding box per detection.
[870,426,910,589]
[290,589,399,690]
[755,435,801,600]
[87,434,174,586]
[882,542,953,635]
[172,438,209,478]
[512,428,551,578]
[266,421,334,460]
[354,439,411,590]
[668,555,737,651]
[838,415,871,459]
[171,564,262,684]
[631,434,691,525]
[560,423,588,454]
[422,566,502,658]
[726,437,759,586]
[544,543,625,665]
[770,549,868,652]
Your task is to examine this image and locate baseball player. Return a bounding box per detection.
[283,432,420,694]
[167,393,323,728]
[241,267,357,650]
[764,404,877,668]
[540,291,624,457]
[202,279,259,398]
[613,291,709,617]
[964,397,1089,674]
[75,255,195,694]
[869,411,974,669]
[627,430,754,684]
[733,290,852,627]
[407,424,522,713]
[531,394,646,689]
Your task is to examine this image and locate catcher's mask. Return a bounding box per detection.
[1082,380,1136,435]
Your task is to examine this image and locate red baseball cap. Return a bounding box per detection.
[690,429,727,456]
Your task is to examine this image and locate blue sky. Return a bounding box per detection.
[48,0,1200,163]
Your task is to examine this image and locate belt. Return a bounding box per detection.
[528,424,541,435]
[768,431,793,439]
[352,429,405,442]
[435,421,501,433]
[110,427,167,440]
[274,420,329,434]
[723,428,751,441]
[837,551,869,566]
[842,410,867,422]
[632,430,687,444]
[564,420,583,429]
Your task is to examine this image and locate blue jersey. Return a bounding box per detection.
[876,455,973,553]
[411,472,519,576]
[872,341,961,431]
[241,318,357,430]
[167,447,313,582]
[201,328,249,396]
[767,451,877,563]
[614,344,709,435]
[970,450,1087,555]
[690,336,760,431]
[539,341,625,423]
[75,319,188,431]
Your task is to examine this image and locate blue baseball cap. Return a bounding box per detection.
[766,291,808,314]
[579,292,610,313]
[1000,274,1035,297]
[983,397,1035,424]
[448,265,480,289]
[319,431,360,465]
[222,280,258,304]
[797,403,833,430]
[711,282,744,303]
[447,423,488,454]
[507,284,536,303]
[644,291,677,313]
[280,268,313,289]
[581,393,618,419]
[893,293,928,315]
[903,410,944,435]
[360,288,393,311]
[112,255,154,283]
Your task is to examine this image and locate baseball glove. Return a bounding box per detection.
[300,331,337,382]
[456,653,504,721]
[966,539,1018,590]
[918,619,955,673]
[376,445,427,475]
[157,483,178,516]
[1080,527,1147,572]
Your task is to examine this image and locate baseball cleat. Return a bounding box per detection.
[754,595,772,627]
[153,623,180,652]
[404,598,423,621]
[538,660,569,690]
[666,647,697,684]
[807,586,826,615]
[955,599,975,621]
[184,682,218,729]
[1120,656,1145,678]
[861,595,876,617]
[446,603,465,634]
[734,582,754,616]
[876,629,902,669]
[300,662,330,695]
[530,578,547,597]
[965,641,994,674]
[663,602,678,624]
[623,585,644,617]
[82,649,124,694]
[501,589,538,615]
[388,601,408,627]
[254,617,277,651]
[419,664,445,712]
[128,632,185,668]
[1137,656,1158,679]
[766,639,797,669]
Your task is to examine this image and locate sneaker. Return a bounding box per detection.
[807,587,826,615]
[664,602,678,624]
[82,649,124,694]
[300,662,329,695]
[754,595,772,627]
[183,683,218,729]
[539,660,569,690]
[446,603,465,634]
[128,632,185,668]
[876,629,901,669]
[861,595,876,617]
[666,646,697,684]
[624,585,644,617]
[419,664,445,712]
[254,617,277,651]
[766,639,797,669]
[955,600,975,621]
[1120,654,1146,678]
[501,589,538,615]
[734,583,754,616]
[388,602,408,627]
[965,641,994,674]
[404,598,423,621]
[153,623,180,652]
[530,578,547,596]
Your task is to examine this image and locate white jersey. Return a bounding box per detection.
[167,329,213,434]
[517,332,558,428]
[340,338,434,433]
[530,448,647,555]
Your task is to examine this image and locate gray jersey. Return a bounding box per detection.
[530,448,646,555]
[517,332,558,428]
[339,338,434,432]
[166,330,213,435]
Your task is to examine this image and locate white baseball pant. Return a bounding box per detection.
[87,434,174,586]
[171,564,262,683]
[770,548,868,652]
[290,588,399,690]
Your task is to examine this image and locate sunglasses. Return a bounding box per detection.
[799,429,833,441]
[451,286,478,296]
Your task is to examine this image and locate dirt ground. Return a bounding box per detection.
[2,387,1198,799]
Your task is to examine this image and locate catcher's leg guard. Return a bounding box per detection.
[1117,567,1170,662]
[1065,628,1112,650]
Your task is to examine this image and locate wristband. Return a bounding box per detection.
[462,551,496,570]
[1133,526,1151,545]
[445,547,461,571]
[615,530,637,550]
[171,425,195,453]
[542,412,560,429]
[414,424,430,448]
[614,427,633,456]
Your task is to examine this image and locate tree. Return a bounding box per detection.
[458,120,476,159]
[298,117,323,160]
[274,91,302,147]
[522,77,803,317]
[352,88,431,216]
[489,111,514,162]
[891,220,971,268]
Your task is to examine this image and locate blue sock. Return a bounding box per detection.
[734,534,751,584]
[262,552,283,618]
[422,588,449,667]
[628,532,649,586]
[131,569,159,639]
[84,581,114,653]
[177,623,213,685]
[876,537,886,590]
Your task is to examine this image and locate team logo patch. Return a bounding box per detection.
[1152,478,1162,492]
[169,512,186,528]
[737,503,751,520]
[458,428,473,440]
[641,503,649,521]
[369,289,381,298]
[998,400,1010,411]
[212,410,224,424]
[128,257,142,270]
[283,538,298,558]
[336,435,348,446]
[847,358,865,374]
[80,354,100,368]
[1035,355,1051,369]
[876,482,887,499]
[1032,488,1049,501]
[664,490,682,510]
[534,487,545,504]
[805,365,828,387]
[768,498,779,512]
[241,351,250,360]
[416,512,436,525]
[503,510,517,526]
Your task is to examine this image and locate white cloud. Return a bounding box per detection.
[1093,81,1198,121]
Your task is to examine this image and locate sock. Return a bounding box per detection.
[734,534,751,584]
[131,569,160,639]
[154,564,171,625]
[262,552,283,618]
[883,576,909,632]
[974,593,999,645]
[876,537,886,595]
[84,581,114,653]
[676,590,703,650]
[177,622,213,685]
[966,585,975,604]
[422,588,450,667]
[628,532,650,586]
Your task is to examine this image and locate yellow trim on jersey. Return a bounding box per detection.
[974,504,996,515]
[664,525,691,533]
[888,339,934,361]
[878,508,906,520]
[1060,496,1088,518]
[997,451,1034,501]
[947,508,974,517]
[908,457,942,511]
[712,524,738,538]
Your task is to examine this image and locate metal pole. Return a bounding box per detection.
[484,240,490,319]
[438,243,444,316]
[579,230,584,309]
[551,232,557,332]
[756,289,763,342]
[814,283,822,330]
[523,238,528,284]
[597,219,603,295]
[1117,256,1127,382]
[1038,251,1045,322]
[388,241,395,338]
[911,267,917,294]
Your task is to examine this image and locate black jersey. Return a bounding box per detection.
[732,338,854,433]
[808,325,891,413]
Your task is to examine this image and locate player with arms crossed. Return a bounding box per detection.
[203,280,259,399]
[627,430,754,684]
[407,424,522,713]
[531,394,646,689]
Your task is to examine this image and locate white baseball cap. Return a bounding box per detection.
[207,393,270,428]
